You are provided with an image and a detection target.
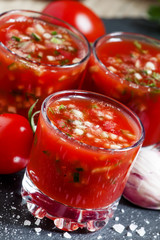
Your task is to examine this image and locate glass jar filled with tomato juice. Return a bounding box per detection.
[22,90,144,232]
[82,32,160,146]
[0,10,90,117]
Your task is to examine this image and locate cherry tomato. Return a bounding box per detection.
[0,114,33,174]
[42,0,106,42]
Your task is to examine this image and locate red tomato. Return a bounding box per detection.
[42,0,106,42]
[0,114,33,174]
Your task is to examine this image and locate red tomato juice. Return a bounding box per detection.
[27,91,143,209]
[83,33,160,146]
[0,10,90,117]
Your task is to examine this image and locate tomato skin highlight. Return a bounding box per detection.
[42,0,106,42]
[0,114,33,174]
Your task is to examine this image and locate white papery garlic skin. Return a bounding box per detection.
[123,145,160,209]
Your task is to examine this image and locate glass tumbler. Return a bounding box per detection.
[0,10,90,117]
[82,32,160,147]
[22,90,144,232]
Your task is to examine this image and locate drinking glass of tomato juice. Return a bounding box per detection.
[0,10,90,117]
[83,32,160,147]
[22,90,144,232]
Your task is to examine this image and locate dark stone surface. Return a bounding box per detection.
[1,18,160,240]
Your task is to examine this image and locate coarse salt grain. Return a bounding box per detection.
[127,232,132,237]
[115,217,119,221]
[136,227,146,237]
[112,223,125,234]
[35,218,41,226]
[144,219,150,224]
[11,206,16,210]
[24,220,31,226]
[63,232,72,239]
[97,235,102,239]
[129,223,138,231]
[35,227,42,234]
[48,233,52,237]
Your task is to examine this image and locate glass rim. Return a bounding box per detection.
[0,9,91,68]
[93,31,160,91]
[41,90,145,153]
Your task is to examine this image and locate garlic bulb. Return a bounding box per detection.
[123,145,160,209]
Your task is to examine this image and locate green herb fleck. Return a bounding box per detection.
[65,132,72,137]
[26,54,32,59]
[11,36,21,42]
[125,77,133,82]
[91,104,98,109]
[48,107,55,115]
[59,104,66,110]
[31,32,41,41]
[134,40,148,54]
[51,31,57,35]
[60,59,69,65]
[145,81,156,87]
[134,40,142,50]
[141,69,149,75]
[134,78,140,85]
[152,72,160,81]
[54,50,60,56]
[99,116,104,120]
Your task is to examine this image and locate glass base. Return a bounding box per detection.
[21,172,119,232]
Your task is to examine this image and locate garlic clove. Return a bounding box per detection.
[123,144,160,209]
